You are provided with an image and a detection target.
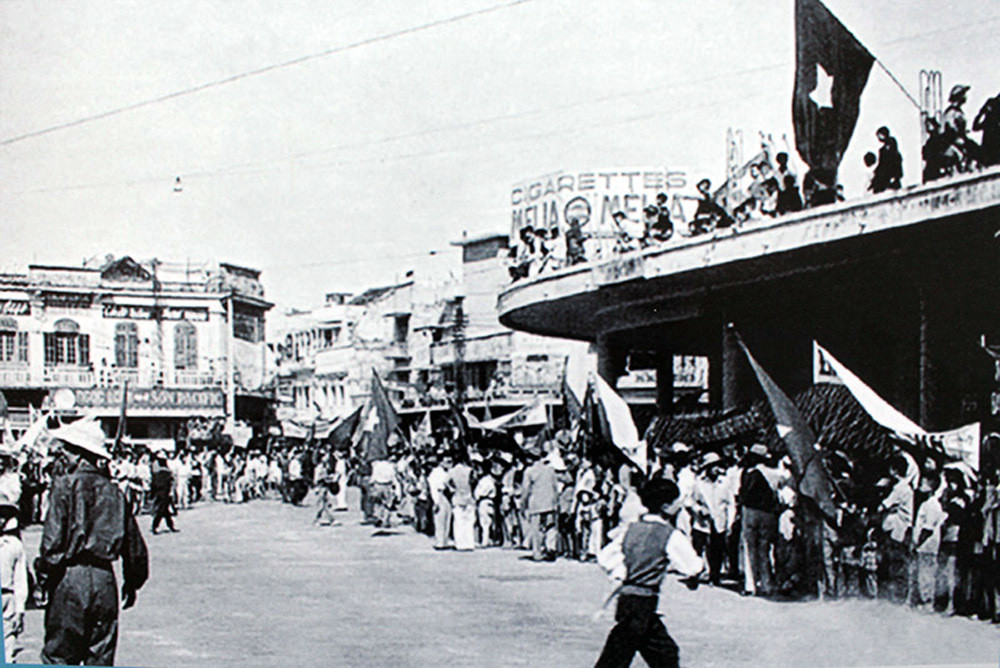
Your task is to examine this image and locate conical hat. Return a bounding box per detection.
[49,419,111,459]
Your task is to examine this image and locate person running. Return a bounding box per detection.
[594,477,704,668]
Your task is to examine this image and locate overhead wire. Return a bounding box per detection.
[6,11,998,195]
[0,0,538,147]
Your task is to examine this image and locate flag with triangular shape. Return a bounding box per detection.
[735,330,838,521]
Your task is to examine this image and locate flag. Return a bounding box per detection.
[735,332,838,521]
[114,381,128,451]
[359,371,402,462]
[793,0,874,175]
[475,399,548,431]
[592,373,647,473]
[329,405,363,450]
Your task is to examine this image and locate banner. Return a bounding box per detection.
[817,342,981,469]
[510,168,690,254]
[474,399,548,431]
[815,343,922,434]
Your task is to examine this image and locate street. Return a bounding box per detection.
[14,494,999,668]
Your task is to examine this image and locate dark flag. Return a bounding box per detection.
[735,331,838,522]
[328,405,363,451]
[356,371,402,463]
[114,381,128,452]
[793,0,874,176]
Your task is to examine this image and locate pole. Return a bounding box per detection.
[225,292,236,434]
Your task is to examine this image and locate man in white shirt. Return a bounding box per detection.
[595,477,704,668]
[369,457,399,529]
[910,471,944,610]
[427,455,453,549]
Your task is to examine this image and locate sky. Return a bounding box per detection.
[2,0,999,314]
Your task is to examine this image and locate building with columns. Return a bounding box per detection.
[499,168,1000,438]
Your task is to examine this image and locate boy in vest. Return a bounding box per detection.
[595,478,704,668]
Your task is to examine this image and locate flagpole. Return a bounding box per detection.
[874,60,920,110]
[813,0,919,110]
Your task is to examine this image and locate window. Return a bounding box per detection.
[114,322,139,368]
[0,319,28,364]
[43,332,89,366]
[174,322,197,370]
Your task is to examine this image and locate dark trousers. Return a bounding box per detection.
[742,508,777,595]
[595,594,679,668]
[42,564,119,666]
[151,495,175,533]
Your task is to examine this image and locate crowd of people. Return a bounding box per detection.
[1,413,998,662]
[344,428,1000,630]
[508,83,1000,284]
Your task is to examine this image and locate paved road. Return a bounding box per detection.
[13,493,999,667]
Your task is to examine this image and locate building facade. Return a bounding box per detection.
[498,167,1000,436]
[0,256,272,442]
[272,234,589,431]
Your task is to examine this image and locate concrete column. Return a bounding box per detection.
[655,351,674,415]
[595,333,625,387]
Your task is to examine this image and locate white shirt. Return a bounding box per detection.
[370,460,397,485]
[598,514,705,583]
[427,466,450,505]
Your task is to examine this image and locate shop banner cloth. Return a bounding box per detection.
[475,398,548,431]
[793,0,874,175]
[592,373,647,473]
[816,343,980,470]
[737,333,838,521]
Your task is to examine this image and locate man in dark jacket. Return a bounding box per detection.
[150,451,178,534]
[37,419,149,666]
[739,444,779,596]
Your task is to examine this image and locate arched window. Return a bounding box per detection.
[114,322,139,368]
[174,322,197,370]
[44,319,88,366]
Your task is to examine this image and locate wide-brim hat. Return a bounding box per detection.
[50,419,111,460]
[701,452,722,468]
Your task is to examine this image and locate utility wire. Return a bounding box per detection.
[0,0,537,147]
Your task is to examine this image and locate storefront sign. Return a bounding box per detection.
[0,300,30,316]
[74,387,225,411]
[102,303,209,321]
[161,306,208,321]
[511,168,689,239]
[103,303,155,319]
[43,292,92,309]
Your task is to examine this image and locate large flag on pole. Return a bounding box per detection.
[735,332,838,521]
[793,0,874,176]
[359,371,402,462]
[592,373,647,473]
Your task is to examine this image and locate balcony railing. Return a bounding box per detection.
[43,367,95,387]
[0,365,31,386]
[173,370,222,388]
